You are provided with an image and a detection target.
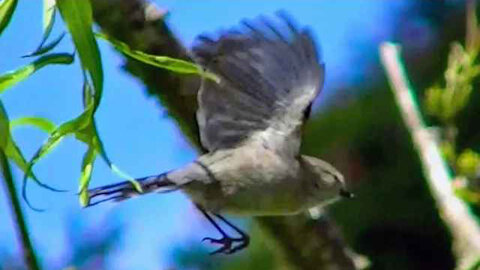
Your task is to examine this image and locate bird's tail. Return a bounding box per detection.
[86,173,178,207]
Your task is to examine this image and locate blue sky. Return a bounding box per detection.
[0,1,402,269]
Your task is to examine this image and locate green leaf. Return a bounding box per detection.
[78,145,96,207]
[75,114,142,193]
[0,102,37,179]
[0,53,74,94]
[10,117,56,133]
[0,101,9,148]
[112,164,142,193]
[43,0,56,33]
[57,0,103,108]
[26,106,92,172]
[54,1,141,204]
[23,0,61,57]
[96,33,219,83]
[0,101,62,210]
[425,85,443,118]
[427,43,480,123]
[92,126,142,193]
[22,105,93,184]
[0,0,18,36]
[465,257,480,270]
[23,33,66,58]
[457,149,480,178]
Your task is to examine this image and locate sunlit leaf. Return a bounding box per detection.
[427,43,480,123]
[78,145,96,207]
[10,116,56,133]
[454,184,480,204]
[0,101,62,210]
[57,0,103,108]
[466,257,480,270]
[92,125,143,192]
[425,85,443,118]
[54,0,141,203]
[21,106,93,197]
[0,53,74,94]
[25,106,92,173]
[96,33,219,83]
[43,0,56,33]
[0,0,17,36]
[0,102,37,179]
[75,114,142,193]
[457,149,480,178]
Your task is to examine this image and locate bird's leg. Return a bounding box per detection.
[197,207,249,255]
[214,214,250,254]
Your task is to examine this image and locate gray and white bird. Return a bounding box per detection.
[87,13,352,255]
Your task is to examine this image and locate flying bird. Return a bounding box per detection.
[87,12,352,255]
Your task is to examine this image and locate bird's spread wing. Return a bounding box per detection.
[193,13,324,156]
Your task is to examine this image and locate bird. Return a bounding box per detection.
[86,12,352,255]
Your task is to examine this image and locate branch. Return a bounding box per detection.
[91,0,357,268]
[0,150,41,270]
[380,42,480,269]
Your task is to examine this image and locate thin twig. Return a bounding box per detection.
[0,150,41,270]
[380,43,480,269]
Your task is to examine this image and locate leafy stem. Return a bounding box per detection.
[0,150,41,270]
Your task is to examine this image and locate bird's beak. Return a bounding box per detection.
[339,188,354,199]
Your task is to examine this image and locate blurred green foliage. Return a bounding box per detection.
[425,43,480,123]
[422,6,480,205]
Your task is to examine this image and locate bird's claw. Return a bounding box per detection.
[201,236,247,255]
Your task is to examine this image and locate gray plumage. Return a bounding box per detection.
[88,13,349,218]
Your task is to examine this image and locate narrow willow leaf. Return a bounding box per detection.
[23,33,66,58]
[92,126,142,193]
[0,0,17,36]
[0,101,62,211]
[75,117,142,193]
[0,53,74,94]
[0,102,40,182]
[78,146,96,207]
[26,107,92,171]
[111,164,142,193]
[96,33,219,83]
[5,139,37,180]
[22,0,60,57]
[0,102,36,181]
[43,0,56,33]
[457,149,480,177]
[57,0,142,202]
[57,0,103,107]
[10,116,56,133]
[21,108,93,204]
[0,101,9,148]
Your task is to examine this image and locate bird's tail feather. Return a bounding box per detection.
[86,173,178,207]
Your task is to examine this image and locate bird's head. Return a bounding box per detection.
[300,155,353,207]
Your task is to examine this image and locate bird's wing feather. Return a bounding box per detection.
[193,13,324,156]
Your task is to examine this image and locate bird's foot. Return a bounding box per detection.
[202,235,249,255]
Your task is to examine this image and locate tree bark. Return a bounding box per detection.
[91,1,357,269]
